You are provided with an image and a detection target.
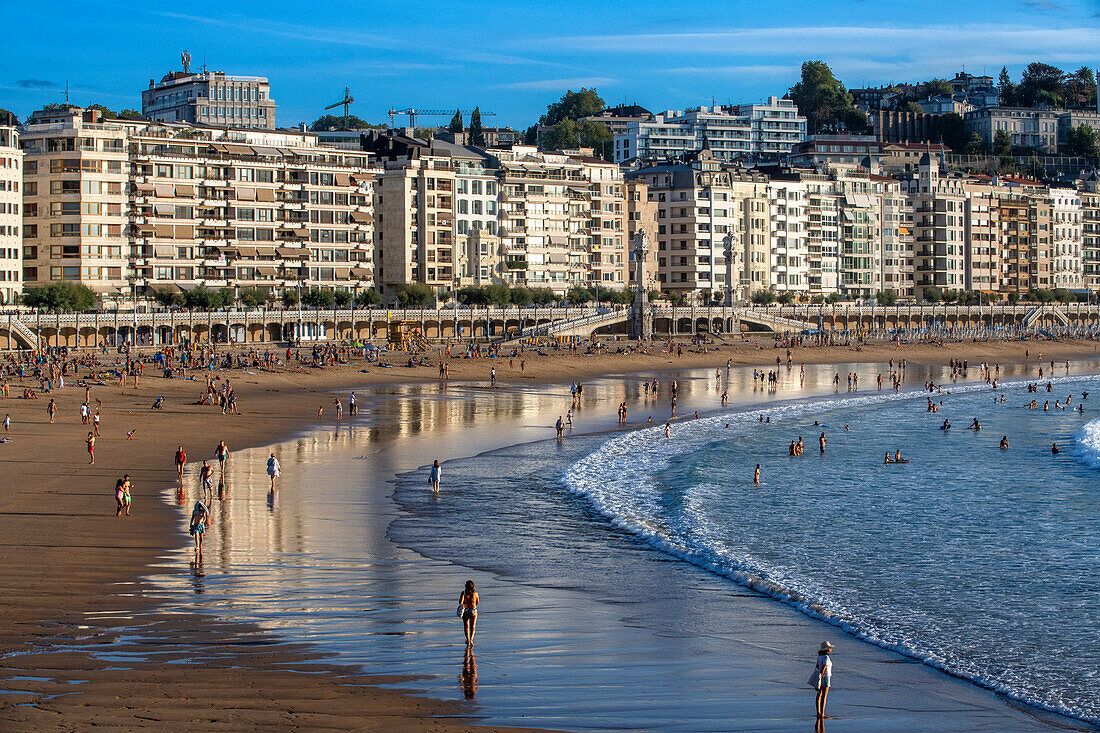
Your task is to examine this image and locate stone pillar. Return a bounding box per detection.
[630,231,653,340]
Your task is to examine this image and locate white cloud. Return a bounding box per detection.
[494,77,617,91]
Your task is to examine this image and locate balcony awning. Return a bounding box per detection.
[236,246,258,258]
[548,253,569,264]
[255,187,276,202]
[350,211,374,224]
[135,181,154,193]
[255,266,278,276]
[255,246,277,257]
[174,184,196,197]
[277,246,309,259]
[153,203,175,215]
[234,186,256,201]
[174,224,195,239]
[153,244,176,258]
[153,183,175,197]
[334,173,352,186]
[291,229,311,239]
[251,146,281,157]
[153,223,175,238]
[350,267,373,278]
[548,234,569,245]
[222,144,256,156]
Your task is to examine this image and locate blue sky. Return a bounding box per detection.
[3,0,1099,129]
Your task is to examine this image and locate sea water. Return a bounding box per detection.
[556,375,1100,723]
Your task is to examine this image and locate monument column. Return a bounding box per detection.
[631,231,653,340]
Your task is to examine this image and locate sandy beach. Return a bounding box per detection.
[1,335,1098,731]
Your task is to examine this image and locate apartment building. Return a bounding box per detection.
[625,148,771,301]
[1050,187,1084,290]
[614,97,806,164]
[877,175,915,298]
[0,125,21,304]
[965,107,1059,153]
[20,107,134,296]
[1056,110,1100,151]
[1080,175,1100,291]
[143,68,277,130]
[959,179,1001,294]
[130,127,378,296]
[495,147,627,293]
[21,106,378,301]
[762,173,810,294]
[998,193,1052,295]
[901,155,967,298]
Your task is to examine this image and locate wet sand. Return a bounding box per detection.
[1,337,1098,730]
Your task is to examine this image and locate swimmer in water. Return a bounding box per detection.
[1052,443,1060,454]
[894,449,908,463]
[754,464,761,484]
[969,418,981,431]
[941,419,951,430]
[1000,435,1009,449]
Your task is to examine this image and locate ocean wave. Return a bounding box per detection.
[562,379,1100,726]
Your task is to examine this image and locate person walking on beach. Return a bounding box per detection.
[215,440,229,472]
[189,500,210,561]
[429,459,442,493]
[458,580,479,646]
[199,460,214,503]
[86,432,96,464]
[3,413,9,433]
[349,392,357,416]
[556,416,564,439]
[175,445,187,480]
[810,641,834,719]
[47,399,56,424]
[267,452,281,489]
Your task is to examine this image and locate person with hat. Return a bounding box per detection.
[810,641,834,719]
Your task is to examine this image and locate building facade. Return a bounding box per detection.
[614,97,806,164]
[143,70,277,130]
[0,125,21,304]
[965,107,1059,153]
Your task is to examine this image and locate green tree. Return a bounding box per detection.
[964,132,988,155]
[937,112,968,153]
[921,78,953,99]
[184,286,233,310]
[923,286,943,303]
[530,287,556,305]
[1018,62,1065,107]
[22,282,97,311]
[117,109,144,121]
[904,101,925,115]
[997,67,1017,107]
[508,286,534,305]
[309,114,382,131]
[150,287,184,308]
[824,292,844,304]
[777,291,796,305]
[282,289,299,307]
[483,283,511,305]
[876,289,898,306]
[567,284,592,304]
[448,109,463,134]
[993,129,1013,156]
[87,103,118,120]
[301,287,336,307]
[238,287,269,307]
[0,108,19,125]
[751,290,777,305]
[456,286,489,305]
[469,107,485,147]
[334,289,353,307]
[355,288,382,306]
[1065,125,1098,157]
[395,282,434,307]
[788,61,859,134]
[1068,66,1097,109]
[539,88,605,127]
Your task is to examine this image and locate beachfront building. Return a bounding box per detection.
[1050,187,1084,291]
[763,173,810,295]
[900,155,967,299]
[142,66,277,130]
[624,147,771,301]
[614,97,806,164]
[130,126,378,298]
[959,180,1002,296]
[20,107,134,298]
[998,191,1053,295]
[0,125,21,304]
[1080,176,1100,292]
[494,146,627,294]
[876,175,916,299]
[20,105,379,301]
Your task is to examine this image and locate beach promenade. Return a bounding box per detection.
[0,336,1097,731]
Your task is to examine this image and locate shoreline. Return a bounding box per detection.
[2,338,1098,730]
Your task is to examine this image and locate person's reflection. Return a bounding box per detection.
[217,476,226,502]
[267,487,278,512]
[815,715,827,733]
[189,559,205,593]
[176,484,185,506]
[459,647,478,699]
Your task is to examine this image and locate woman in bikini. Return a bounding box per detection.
[459,580,479,646]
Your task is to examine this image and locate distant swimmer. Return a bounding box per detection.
[893,449,909,463]
[754,464,761,485]
[884,452,892,464]
[725,423,731,429]
[968,418,981,431]
[819,432,827,453]
[1052,443,1060,454]
[1000,436,1009,449]
[664,422,672,439]
[941,419,951,430]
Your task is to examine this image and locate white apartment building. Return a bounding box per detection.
[765,176,810,293]
[0,126,21,304]
[1050,187,1084,290]
[614,97,806,164]
[143,69,277,130]
[877,176,915,298]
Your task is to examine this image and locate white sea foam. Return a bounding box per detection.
[562,378,1100,725]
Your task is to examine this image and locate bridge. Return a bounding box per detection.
[3,302,1100,350]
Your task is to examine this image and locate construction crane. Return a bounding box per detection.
[387,107,496,129]
[325,87,355,128]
